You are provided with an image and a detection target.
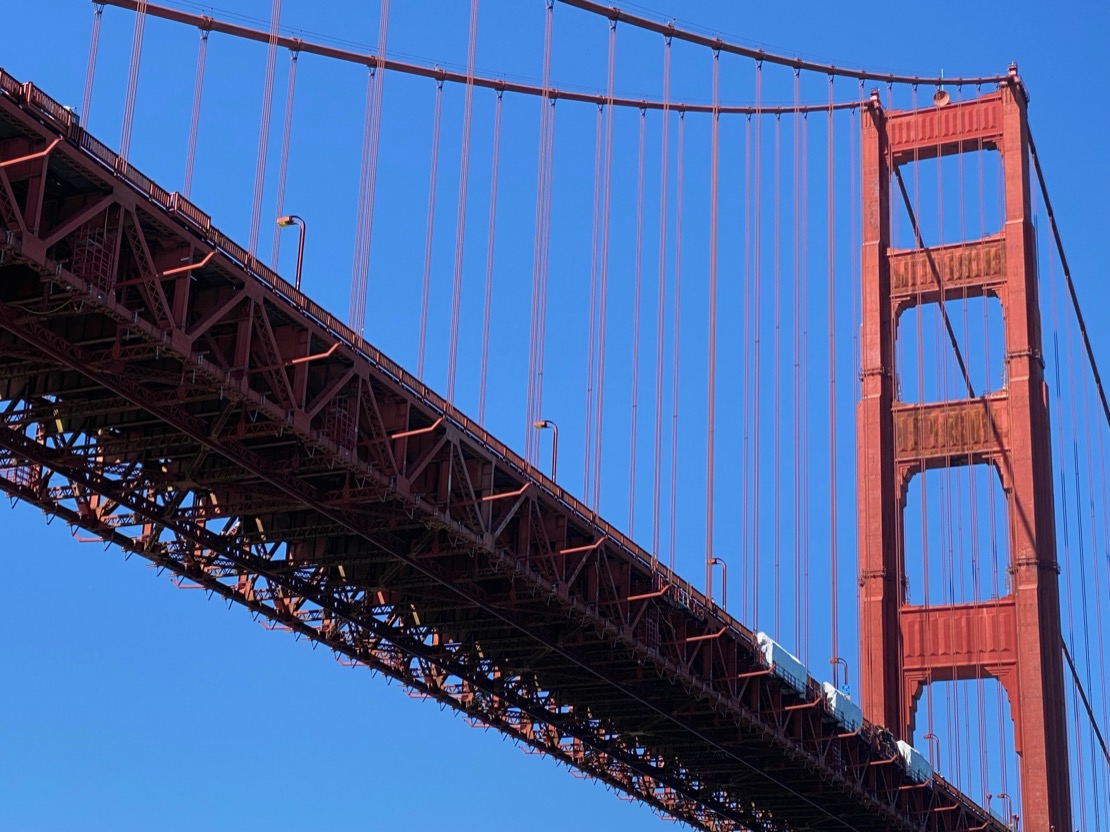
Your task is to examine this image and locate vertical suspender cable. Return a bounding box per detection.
[909,83,934,747]
[447,0,481,402]
[988,87,1009,789]
[741,112,752,622]
[1062,223,1104,819]
[183,27,209,199]
[954,81,973,790]
[705,49,720,603]
[850,95,864,702]
[119,0,149,161]
[583,103,604,496]
[773,111,782,636]
[651,36,672,566]
[349,0,391,335]
[751,62,763,625]
[1029,132,1110,435]
[477,90,504,426]
[741,109,750,621]
[668,110,684,573]
[852,84,863,401]
[349,67,376,330]
[971,86,990,799]
[81,4,104,127]
[957,84,985,795]
[628,106,646,535]
[933,104,955,777]
[800,109,811,663]
[1030,160,1110,808]
[887,83,897,248]
[417,78,445,380]
[1080,297,1110,808]
[591,19,617,507]
[270,50,298,267]
[534,99,557,452]
[1051,222,1085,827]
[1093,363,1110,824]
[525,0,555,463]
[248,0,282,257]
[858,93,877,689]
[826,74,839,669]
[792,70,802,647]
[1098,390,1110,751]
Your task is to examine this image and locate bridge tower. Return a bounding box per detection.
[856,72,1072,830]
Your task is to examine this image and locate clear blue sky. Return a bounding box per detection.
[2,1,1108,829]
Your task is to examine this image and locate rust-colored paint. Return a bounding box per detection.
[0,66,1013,832]
[857,77,1072,831]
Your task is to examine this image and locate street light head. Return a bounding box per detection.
[275,215,306,291]
[533,419,558,480]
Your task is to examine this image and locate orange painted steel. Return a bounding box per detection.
[856,75,1072,831]
[98,0,863,116]
[0,66,1010,832]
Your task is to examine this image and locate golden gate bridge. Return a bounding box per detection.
[1,1,1108,829]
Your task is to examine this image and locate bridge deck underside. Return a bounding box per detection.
[0,69,1002,832]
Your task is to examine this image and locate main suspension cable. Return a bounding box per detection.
[101,2,868,116]
[555,0,1008,86]
[1063,639,1110,768]
[1028,129,1110,435]
[890,166,975,398]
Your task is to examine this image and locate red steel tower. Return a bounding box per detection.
[856,71,1072,830]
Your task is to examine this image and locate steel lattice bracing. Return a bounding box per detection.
[856,78,1072,830]
[0,69,1009,831]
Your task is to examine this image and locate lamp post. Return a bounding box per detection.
[533,419,558,482]
[996,793,1014,830]
[829,656,850,692]
[709,556,727,609]
[276,214,306,290]
[922,732,940,770]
